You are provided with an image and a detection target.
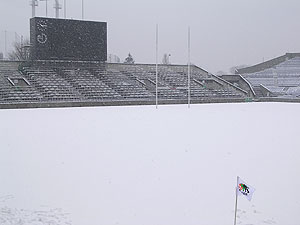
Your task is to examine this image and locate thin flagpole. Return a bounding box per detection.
[188,26,191,108]
[234,176,239,225]
[156,24,158,109]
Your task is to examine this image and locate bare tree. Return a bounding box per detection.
[108,54,121,63]
[8,39,31,61]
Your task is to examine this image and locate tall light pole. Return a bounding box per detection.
[45,0,48,17]
[40,0,48,17]
[54,0,62,18]
[82,0,84,20]
[30,0,38,18]
[64,0,67,18]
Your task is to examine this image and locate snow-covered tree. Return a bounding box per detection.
[124,53,135,64]
[124,53,134,64]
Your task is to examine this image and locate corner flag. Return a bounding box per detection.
[237,177,255,201]
[234,177,256,225]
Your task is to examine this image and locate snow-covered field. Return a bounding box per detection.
[0,103,299,225]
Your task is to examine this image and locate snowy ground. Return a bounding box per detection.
[0,103,299,225]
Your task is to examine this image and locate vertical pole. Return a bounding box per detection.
[55,0,59,18]
[32,0,36,18]
[82,0,84,20]
[64,0,66,18]
[21,35,24,60]
[4,30,7,60]
[188,26,191,108]
[156,24,158,109]
[234,176,239,225]
[46,0,48,17]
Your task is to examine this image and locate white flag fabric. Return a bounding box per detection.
[237,177,255,201]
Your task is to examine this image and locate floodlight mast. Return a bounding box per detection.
[39,0,48,17]
[54,0,62,18]
[82,0,84,20]
[64,0,67,18]
[30,0,38,18]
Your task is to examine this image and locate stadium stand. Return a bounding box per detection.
[236,53,300,98]
[0,61,43,102]
[0,17,252,109]
[0,60,249,107]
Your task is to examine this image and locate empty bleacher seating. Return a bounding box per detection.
[241,56,300,97]
[60,69,121,100]
[0,61,247,104]
[24,68,81,101]
[0,62,42,103]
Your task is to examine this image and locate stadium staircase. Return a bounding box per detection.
[0,62,42,103]
[23,68,81,101]
[59,69,121,100]
[92,68,154,99]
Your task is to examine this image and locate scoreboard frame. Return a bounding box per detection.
[30,17,107,62]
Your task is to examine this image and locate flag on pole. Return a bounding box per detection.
[237,177,255,201]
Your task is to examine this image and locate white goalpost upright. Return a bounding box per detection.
[188,26,191,108]
[156,24,159,109]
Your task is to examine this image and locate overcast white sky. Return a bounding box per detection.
[0,0,300,73]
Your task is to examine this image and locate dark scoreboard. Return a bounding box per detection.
[30,17,107,61]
